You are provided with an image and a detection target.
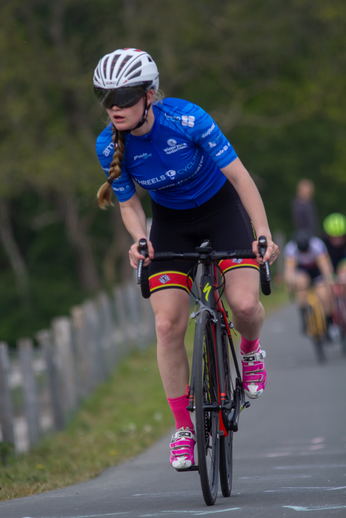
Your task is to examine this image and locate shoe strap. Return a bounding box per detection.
[242,349,266,362]
[171,429,194,442]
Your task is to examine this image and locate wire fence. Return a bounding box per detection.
[0,281,155,453]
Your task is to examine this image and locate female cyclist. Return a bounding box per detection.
[93,48,279,471]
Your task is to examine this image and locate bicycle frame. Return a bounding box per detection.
[187,250,248,436]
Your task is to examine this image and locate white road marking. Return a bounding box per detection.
[283,505,346,512]
[139,510,240,517]
[275,464,346,470]
[265,486,346,492]
[22,513,129,518]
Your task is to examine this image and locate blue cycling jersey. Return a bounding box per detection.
[96,97,238,209]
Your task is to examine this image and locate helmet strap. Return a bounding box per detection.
[123,94,150,133]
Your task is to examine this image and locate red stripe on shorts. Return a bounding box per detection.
[219,257,259,274]
[149,271,194,294]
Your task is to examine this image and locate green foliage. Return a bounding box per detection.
[0,0,345,343]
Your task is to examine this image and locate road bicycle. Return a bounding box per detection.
[331,280,346,356]
[304,289,327,363]
[137,236,271,506]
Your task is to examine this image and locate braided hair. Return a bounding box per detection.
[97,126,125,209]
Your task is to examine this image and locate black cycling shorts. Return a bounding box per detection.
[148,181,259,295]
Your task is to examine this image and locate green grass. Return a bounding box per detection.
[0,284,289,502]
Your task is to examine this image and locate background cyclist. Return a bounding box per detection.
[284,229,334,335]
[93,48,279,472]
[322,213,346,283]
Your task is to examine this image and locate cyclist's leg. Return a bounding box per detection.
[293,269,311,308]
[223,267,267,398]
[315,279,333,317]
[150,288,190,399]
[223,267,263,340]
[150,288,196,469]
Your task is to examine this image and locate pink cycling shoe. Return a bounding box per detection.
[241,343,267,399]
[169,427,196,471]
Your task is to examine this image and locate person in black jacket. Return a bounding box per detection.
[291,179,319,236]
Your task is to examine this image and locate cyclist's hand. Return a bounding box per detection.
[253,237,280,266]
[128,240,154,269]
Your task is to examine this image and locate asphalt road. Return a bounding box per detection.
[1,303,346,518]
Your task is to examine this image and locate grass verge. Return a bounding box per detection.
[0,284,289,502]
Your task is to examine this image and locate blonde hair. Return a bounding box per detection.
[96,90,164,209]
[97,126,125,209]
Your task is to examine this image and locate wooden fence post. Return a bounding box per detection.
[83,299,106,387]
[18,338,41,446]
[97,292,117,374]
[113,285,130,356]
[139,295,156,346]
[70,305,92,400]
[52,317,78,418]
[0,342,15,444]
[36,330,65,431]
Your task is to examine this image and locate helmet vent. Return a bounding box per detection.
[128,70,141,79]
[110,54,120,76]
[127,61,141,75]
[103,57,109,78]
[116,55,132,77]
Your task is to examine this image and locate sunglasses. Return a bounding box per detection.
[94,85,148,109]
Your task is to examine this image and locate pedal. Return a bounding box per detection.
[176,464,199,472]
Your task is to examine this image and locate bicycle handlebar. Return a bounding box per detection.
[136,236,271,297]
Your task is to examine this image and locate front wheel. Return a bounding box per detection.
[194,310,220,506]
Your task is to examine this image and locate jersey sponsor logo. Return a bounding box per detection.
[166,170,177,178]
[163,142,188,155]
[232,259,243,264]
[202,123,215,138]
[208,133,222,149]
[167,139,177,146]
[134,153,152,161]
[159,274,171,284]
[215,143,231,157]
[177,149,199,175]
[137,175,167,186]
[103,142,114,157]
[181,115,195,127]
[164,113,181,122]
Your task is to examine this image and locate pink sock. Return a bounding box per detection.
[167,395,194,430]
[241,336,260,354]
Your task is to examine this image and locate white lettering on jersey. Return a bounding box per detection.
[181,115,195,127]
[103,142,114,157]
[202,123,215,138]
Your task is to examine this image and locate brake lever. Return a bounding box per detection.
[137,238,148,285]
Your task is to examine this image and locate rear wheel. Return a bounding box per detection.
[195,310,220,506]
[219,333,234,497]
[305,301,326,364]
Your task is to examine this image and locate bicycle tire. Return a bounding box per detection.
[194,310,220,506]
[219,333,233,497]
[305,297,326,364]
[334,294,346,356]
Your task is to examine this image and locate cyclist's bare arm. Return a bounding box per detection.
[221,158,277,264]
[284,256,299,290]
[316,252,334,283]
[119,193,154,268]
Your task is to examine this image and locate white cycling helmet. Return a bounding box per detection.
[93,48,159,91]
